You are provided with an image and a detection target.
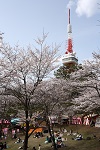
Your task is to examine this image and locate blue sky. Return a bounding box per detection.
[0,0,100,64]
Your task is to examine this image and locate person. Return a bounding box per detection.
[18,146,23,149]
[45,136,52,144]
[48,136,52,143]
[44,136,49,144]
[13,133,17,139]
[75,134,83,140]
[56,137,63,148]
[90,120,95,127]
[40,132,43,137]
[3,142,7,149]
[63,128,67,133]
[0,130,3,139]
[38,144,41,150]
[0,142,4,150]
[70,129,73,135]
[32,147,36,150]
[17,137,21,143]
[35,132,40,138]
[93,134,96,139]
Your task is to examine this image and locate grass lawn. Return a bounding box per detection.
[1,125,100,150]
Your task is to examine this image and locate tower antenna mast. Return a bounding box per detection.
[62,8,78,67]
[68,8,70,24]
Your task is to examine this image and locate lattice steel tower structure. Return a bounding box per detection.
[62,9,78,68]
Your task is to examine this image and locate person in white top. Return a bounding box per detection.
[38,144,41,150]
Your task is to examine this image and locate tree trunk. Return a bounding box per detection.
[47,118,58,150]
[23,110,29,150]
[69,115,72,125]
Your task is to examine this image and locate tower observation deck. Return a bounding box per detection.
[62,9,78,67]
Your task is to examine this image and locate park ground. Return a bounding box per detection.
[1,125,100,150]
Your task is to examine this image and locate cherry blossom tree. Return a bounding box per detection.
[70,51,100,114]
[33,78,74,150]
[0,32,60,150]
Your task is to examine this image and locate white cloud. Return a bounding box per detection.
[76,0,99,17]
[67,0,75,9]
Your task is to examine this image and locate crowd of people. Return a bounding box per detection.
[0,126,84,150]
[33,132,43,138]
[0,141,7,150]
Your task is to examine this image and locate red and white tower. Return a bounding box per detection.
[62,9,78,67]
